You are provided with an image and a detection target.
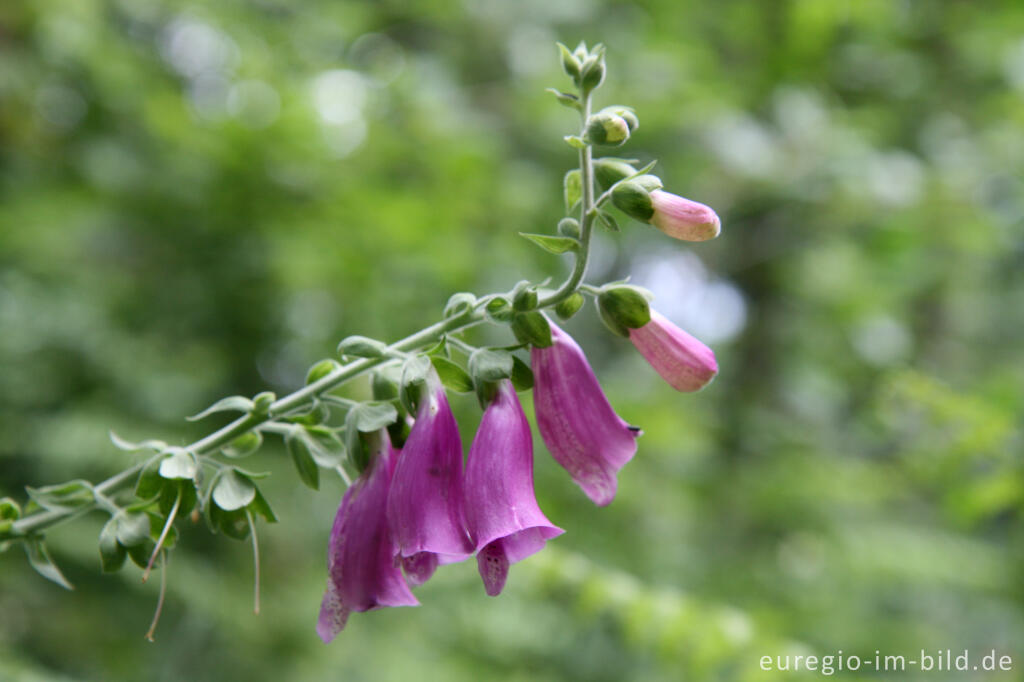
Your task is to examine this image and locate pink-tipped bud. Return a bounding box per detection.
[628,311,718,392]
[648,190,721,242]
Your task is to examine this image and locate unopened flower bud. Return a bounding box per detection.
[557,217,580,239]
[593,158,637,192]
[601,106,638,132]
[306,359,340,385]
[584,112,629,147]
[557,43,581,80]
[597,286,652,337]
[610,180,655,221]
[648,190,721,241]
[252,391,275,414]
[580,56,606,93]
[629,310,718,391]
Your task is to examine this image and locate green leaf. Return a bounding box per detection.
[287,433,319,490]
[213,470,257,511]
[468,348,515,383]
[519,232,579,255]
[301,425,347,468]
[114,511,152,547]
[25,480,94,513]
[222,431,263,458]
[98,518,128,573]
[160,479,197,517]
[598,211,620,232]
[337,335,387,359]
[431,357,474,393]
[564,169,582,213]
[545,87,581,110]
[563,135,586,149]
[347,402,399,432]
[135,459,164,499]
[249,488,277,523]
[287,401,331,426]
[109,432,167,453]
[25,539,73,590]
[158,448,197,480]
[399,355,433,414]
[186,395,254,422]
[511,356,534,391]
[511,312,553,348]
[126,538,157,568]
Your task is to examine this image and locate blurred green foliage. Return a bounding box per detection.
[2,0,1024,680]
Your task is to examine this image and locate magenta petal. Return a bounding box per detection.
[318,434,417,643]
[401,552,438,587]
[629,310,718,392]
[476,540,510,597]
[464,381,563,594]
[648,190,721,241]
[387,380,473,563]
[531,321,640,506]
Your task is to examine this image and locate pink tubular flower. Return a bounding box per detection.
[629,310,718,392]
[531,320,640,506]
[386,374,473,583]
[317,432,417,643]
[464,380,564,596]
[649,190,721,242]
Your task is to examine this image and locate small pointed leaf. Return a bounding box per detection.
[518,233,579,255]
[186,395,254,422]
[287,433,319,490]
[25,539,73,590]
[431,357,474,393]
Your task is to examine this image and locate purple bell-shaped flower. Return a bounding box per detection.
[386,373,473,584]
[464,380,563,596]
[531,320,640,506]
[317,431,417,643]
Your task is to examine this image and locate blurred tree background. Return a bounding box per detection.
[2,0,1023,680]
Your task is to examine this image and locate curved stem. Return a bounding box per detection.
[537,91,595,309]
[7,309,484,539]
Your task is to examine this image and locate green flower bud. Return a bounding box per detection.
[602,106,638,132]
[597,286,652,337]
[611,181,655,221]
[557,42,581,80]
[251,391,276,414]
[371,368,400,402]
[580,54,606,94]
[557,217,581,239]
[511,311,553,348]
[584,112,629,147]
[555,292,585,320]
[593,158,637,192]
[513,287,538,312]
[306,359,339,385]
[634,174,663,192]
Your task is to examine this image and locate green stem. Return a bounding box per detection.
[538,90,595,309]
[7,309,483,539]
